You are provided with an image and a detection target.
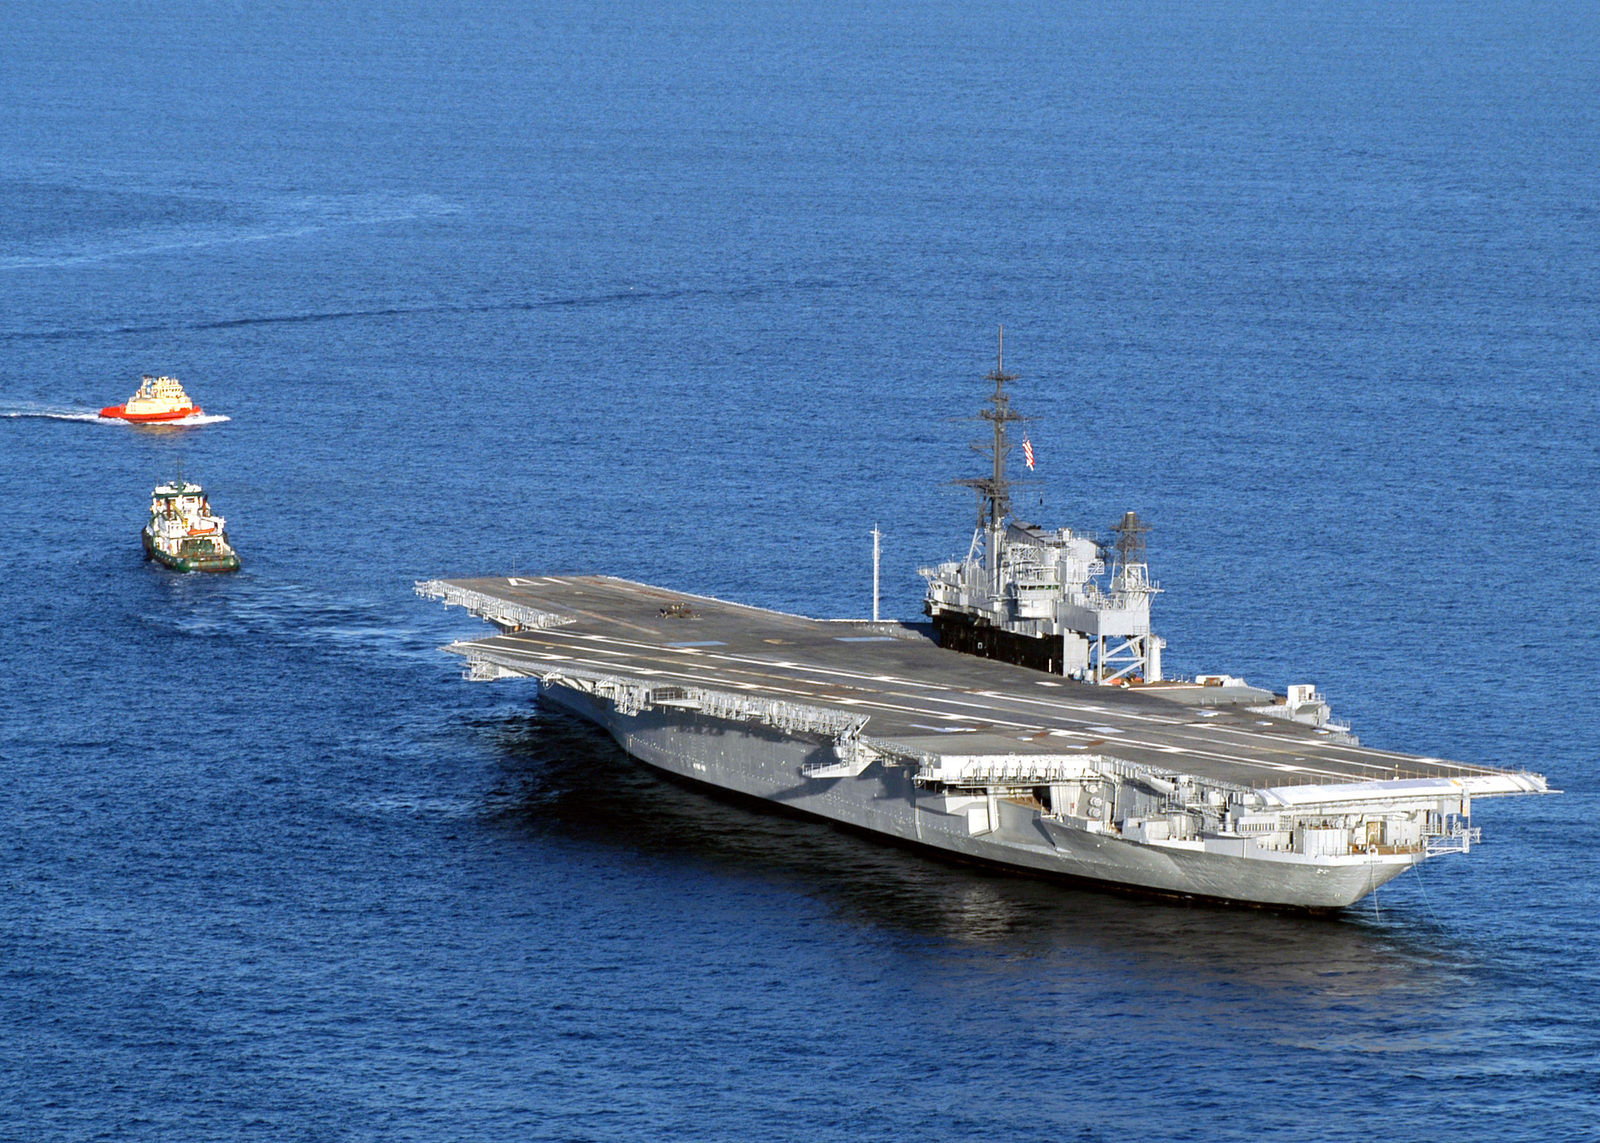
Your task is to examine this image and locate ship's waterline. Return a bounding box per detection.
[541,681,1420,910]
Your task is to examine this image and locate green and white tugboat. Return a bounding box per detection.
[142,478,241,572]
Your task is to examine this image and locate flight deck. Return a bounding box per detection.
[424,574,1517,792]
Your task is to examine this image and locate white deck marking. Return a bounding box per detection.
[460,593,1500,780]
[490,646,1381,777]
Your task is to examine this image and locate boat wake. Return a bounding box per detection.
[0,404,230,425]
[0,404,107,422]
[0,190,460,272]
[146,579,443,663]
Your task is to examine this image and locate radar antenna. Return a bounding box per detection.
[1110,510,1150,570]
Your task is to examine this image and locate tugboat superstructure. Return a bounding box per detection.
[142,479,240,572]
[101,375,201,423]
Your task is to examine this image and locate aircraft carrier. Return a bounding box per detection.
[420,335,1551,911]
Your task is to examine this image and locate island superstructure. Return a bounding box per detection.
[420,340,1551,911]
[920,331,1164,684]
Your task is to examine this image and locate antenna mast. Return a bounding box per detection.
[871,524,882,622]
[957,325,1026,532]
[1111,510,1150,571]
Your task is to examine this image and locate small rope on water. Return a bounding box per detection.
[1412,859,1444,928]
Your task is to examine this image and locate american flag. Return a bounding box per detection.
[1022,436,1035,470]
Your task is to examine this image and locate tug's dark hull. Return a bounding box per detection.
[142,528,240,573]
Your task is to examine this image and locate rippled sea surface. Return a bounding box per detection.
[3,2,1598,1139]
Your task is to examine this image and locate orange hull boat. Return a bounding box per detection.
[100,374,204,422]
[99,403,202,422]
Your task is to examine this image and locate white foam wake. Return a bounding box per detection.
[0,405,230,425]
[0,405,106,422]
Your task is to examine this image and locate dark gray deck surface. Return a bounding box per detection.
[438,575,1509,789]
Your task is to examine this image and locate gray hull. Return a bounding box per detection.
[543,681,1414,911]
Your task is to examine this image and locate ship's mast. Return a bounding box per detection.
[957,326,1027,589]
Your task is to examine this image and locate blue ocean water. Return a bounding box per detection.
[2,1,1598,1138]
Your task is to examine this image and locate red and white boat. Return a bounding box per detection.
[100,375,201,422]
